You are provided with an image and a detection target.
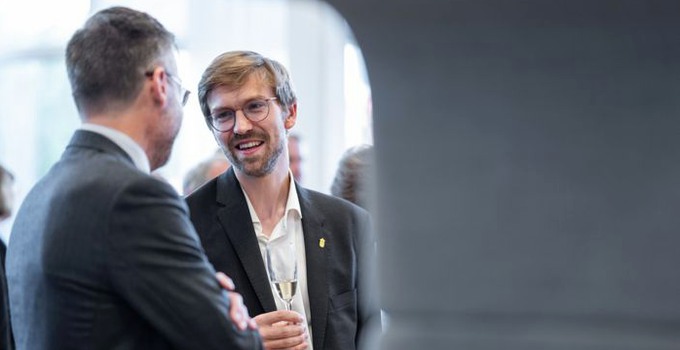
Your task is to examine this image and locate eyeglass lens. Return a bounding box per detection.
[210,98,274,132]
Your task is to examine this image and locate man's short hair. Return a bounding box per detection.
[197,50,296,126]
[331,145,374,210]
[66,6,176,115]
[182,152,230,195]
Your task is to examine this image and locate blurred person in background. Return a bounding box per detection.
[288,133,303,183]
[330,145,374,211]
[5,7,261,350]
[183,149,231,195]
[187,50,381,350]
[0,164,15,350]
[0,164,14,230]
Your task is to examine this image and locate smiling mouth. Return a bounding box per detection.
[236,141,263,150]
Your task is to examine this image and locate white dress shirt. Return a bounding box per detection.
[241,173,313,348]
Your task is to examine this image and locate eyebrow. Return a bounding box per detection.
[210,95,270,113]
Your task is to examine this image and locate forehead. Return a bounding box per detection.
[206,74,272,111]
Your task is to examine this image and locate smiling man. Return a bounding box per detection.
[187,51,380,350]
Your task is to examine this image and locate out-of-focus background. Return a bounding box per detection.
[8,1,680,348]
[0,0,373,242]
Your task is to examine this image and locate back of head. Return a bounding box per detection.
[0,164,14,220]
[66,6,176,116]
[331,145,374,210]
[197,50,297,123]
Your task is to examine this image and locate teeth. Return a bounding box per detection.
[237,141,260,150]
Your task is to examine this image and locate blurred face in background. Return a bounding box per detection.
[0,170,14,221]
[288,136,302,182]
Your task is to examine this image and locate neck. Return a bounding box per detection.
[84,106,158,169]
[236,164,291,225]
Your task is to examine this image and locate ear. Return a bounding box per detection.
[147,67,170,107]
[283,102,297,130]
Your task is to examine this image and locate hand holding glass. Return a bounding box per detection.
[265,239,298,310]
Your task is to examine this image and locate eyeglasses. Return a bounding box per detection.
[167,73,191,106]
[208,97,278,132]
[144,70,191,106]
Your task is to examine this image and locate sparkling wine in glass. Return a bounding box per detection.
[266,239,298,310]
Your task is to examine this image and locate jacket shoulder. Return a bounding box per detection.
[299,187,368,217]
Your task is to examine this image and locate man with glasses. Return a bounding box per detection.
[187,51,381,350]
[6,7,262,350]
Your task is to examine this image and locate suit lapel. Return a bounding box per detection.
[215,169,277,312]
[298,187,329,350]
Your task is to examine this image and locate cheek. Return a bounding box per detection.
[212,131,229,148]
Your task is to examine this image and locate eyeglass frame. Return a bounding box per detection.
[144,70,191,106]
[207,97,279,133]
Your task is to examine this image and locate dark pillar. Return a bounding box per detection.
[325,0,680,348]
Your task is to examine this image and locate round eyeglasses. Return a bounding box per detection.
[208,97,278,132]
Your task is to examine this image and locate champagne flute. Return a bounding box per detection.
[265,239,298,310]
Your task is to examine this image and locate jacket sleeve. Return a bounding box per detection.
[105,176,262,350]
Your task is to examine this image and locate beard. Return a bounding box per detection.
[148,109,182,171]
[149,137,175,171]
[223,130,285,178]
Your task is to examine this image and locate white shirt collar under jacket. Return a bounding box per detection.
[79,123,151,174]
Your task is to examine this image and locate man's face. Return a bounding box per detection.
[148,53,184,170]
[206,75,296,178]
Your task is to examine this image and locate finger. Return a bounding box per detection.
[259,323,306,341]
[248,317,258,330]
[263,333,308,350]
[228,292,247,330]
[240,304,257,330]
[292,342,310,350]
[215,271,235,291]
[254,310,304,326]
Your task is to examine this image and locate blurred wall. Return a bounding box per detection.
[325,0,680,348]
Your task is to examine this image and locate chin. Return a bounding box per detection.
[150,146,173,171]
[233,162,271,178]
[240,167,268,178]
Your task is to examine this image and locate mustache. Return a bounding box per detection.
[231,131,267,141]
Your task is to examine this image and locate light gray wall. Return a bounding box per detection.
[326,0,680,348]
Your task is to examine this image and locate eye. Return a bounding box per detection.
[245,100,267,113]
[212,110,235,121]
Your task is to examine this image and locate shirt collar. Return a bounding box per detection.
[79,123,151,174]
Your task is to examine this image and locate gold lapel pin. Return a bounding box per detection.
[319,238,326,248]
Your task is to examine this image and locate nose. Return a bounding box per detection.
[232,109,253,134]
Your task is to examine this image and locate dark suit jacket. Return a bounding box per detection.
[0,241,14,350]
[6,130,262,350]
[186,168,380,350]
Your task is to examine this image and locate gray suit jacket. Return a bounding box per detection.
[186,168,380,350]
[6,130,262,350]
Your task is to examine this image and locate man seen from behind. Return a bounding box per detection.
[6,7,262,350]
